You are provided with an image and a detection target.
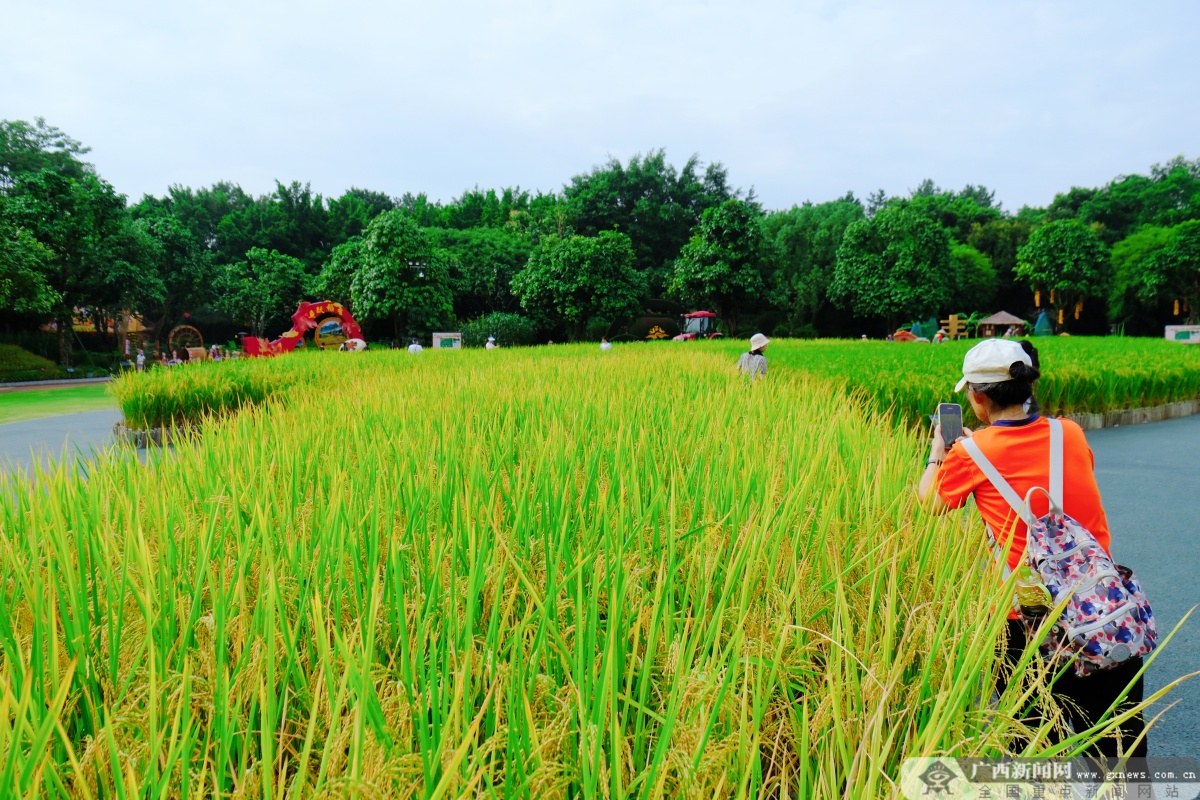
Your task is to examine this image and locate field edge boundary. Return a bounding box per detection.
[1063,399,1200,430]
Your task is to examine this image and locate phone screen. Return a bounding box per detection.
[938,403,963,444]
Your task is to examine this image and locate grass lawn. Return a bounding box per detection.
[0,383,116,425]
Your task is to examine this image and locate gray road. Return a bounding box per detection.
[0,408,123,475]
[1089,414,1199,758]
[0,409,1195,756]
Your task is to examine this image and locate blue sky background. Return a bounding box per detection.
[3,0,1197,211]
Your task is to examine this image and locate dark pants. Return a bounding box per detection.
[997,619,1148,757]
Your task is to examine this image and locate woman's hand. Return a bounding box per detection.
[931,423,974,461]
[930,424,949,463]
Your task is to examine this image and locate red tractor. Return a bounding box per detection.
[672,311,725,341]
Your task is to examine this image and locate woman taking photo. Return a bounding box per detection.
[917,338,1147,757]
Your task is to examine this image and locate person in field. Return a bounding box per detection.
[486,336,498,350]
[737,333,769,379]
[408,337,423,355]
[600,337,612,352]
[917,338,1146,757]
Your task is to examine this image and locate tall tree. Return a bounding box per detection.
[1015,219,1110,331]
[0,118,91,188]
[351,211,453,339]
[0,208,56,314]
[326,188,393,245]
[764,198,864,331]
[949,243,998,311]
[1108,225,1175,333]
[311,236,365,308]
[668,199,769,335]
[830,206,955,332]
[1136,220,1200,324]
[426,226,531,320]
[7,169,138,363]
[892,183,1003,243]
[132,212,216,342]
[565,150,737,292]
[512,230,644,340]
[966,218,1033,311]
[216,247,308,337]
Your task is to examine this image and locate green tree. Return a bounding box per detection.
[426,226,531,319]
[949,243,997,311]
[1016,219,1110,331]
[216,247,308,337]
[830,206,955,331]
[512,230,645,340]
[311,236,364,307]
[131,211,216,341]
[326,187,395,243]
[214,181,330,272]
[351,211,453,340]
[1042,158,1200,245]
[6,169,138,363]
[763,198,864,331]
[0,211,56,314]
[894,181,1003,243]
[1137,220,1200,323]
[668,199,769,335]
[565,150,737,292]
[966,218,1033,311]
[0,118,91,188]
[1108,225,1175,331]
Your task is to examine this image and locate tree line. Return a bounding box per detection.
[2,117,1197,364]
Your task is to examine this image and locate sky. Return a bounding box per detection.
[3,0,1198,212]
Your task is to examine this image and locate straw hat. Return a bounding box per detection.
[749,333,770,352]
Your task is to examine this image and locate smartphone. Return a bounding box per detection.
[937,403,963,444]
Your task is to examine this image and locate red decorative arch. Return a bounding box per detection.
[242,301,364,356]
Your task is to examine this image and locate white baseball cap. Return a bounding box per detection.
[750,333,770,351]
[955,339,1033,392]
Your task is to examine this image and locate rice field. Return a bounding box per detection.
[109,337,1200,432]
[2,340,1194,797]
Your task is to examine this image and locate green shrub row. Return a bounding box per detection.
[0,344,68,383]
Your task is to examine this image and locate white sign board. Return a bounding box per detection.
[432,332,462,349]
[1165,325,1200,344]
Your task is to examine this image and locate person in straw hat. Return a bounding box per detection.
[737,333,769,379]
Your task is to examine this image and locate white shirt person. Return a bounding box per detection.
[737,333,769,379]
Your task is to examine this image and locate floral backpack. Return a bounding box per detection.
[961,418,1157,676]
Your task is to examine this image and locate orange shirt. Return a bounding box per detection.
[936,416,1112,570]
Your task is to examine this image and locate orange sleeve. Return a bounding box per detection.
[935,442,980,510]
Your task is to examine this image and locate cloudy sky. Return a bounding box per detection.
[4,0,1197,211]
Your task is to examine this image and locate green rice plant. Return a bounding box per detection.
[1,344,1179,798]
[110,354,353,429]
[717,337,1200,427]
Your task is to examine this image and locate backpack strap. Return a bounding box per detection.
[959,436,1029,578]
[960,437,1032,526]
[1048,417,1064,513]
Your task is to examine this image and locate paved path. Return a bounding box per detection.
[0,376,112,392]
[0,408,123,474]
[1088,414,1199,759]
[0,409,1195,755]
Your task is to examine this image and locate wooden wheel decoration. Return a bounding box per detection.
[168,324,204,353]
